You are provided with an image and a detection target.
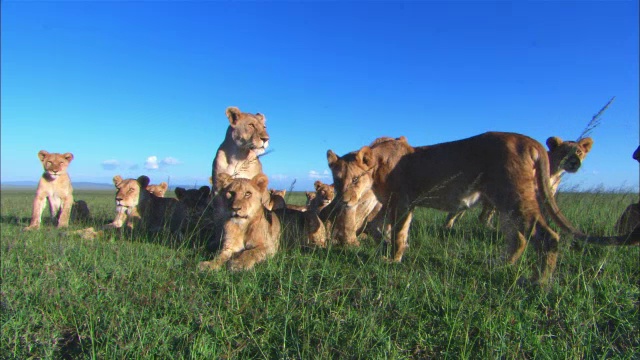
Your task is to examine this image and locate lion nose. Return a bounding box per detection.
[261,136,269,143]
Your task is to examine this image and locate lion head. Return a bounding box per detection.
[112,175,150,215]
[546,136,593,174]
[38,150,74,180]
[146,182,168,197]
[305,191,317,207]
[226,106,270,156]
[216,173,269,223]
[175,186,211,214]
[312,180,335,209]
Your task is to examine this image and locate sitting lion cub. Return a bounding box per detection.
[106,175,186,234]
[198,173,280,272]
[24,150,75,230]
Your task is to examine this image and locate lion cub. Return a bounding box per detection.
[106,175,186,234]
[146,182,169,197]
[24,150,75,230]
[198,173,280,272]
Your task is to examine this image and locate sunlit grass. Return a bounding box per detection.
[1,189,638,358]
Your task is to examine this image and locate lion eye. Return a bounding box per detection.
[249,124,255,128]
[128,188,134,193]
[352,176,359,184]
[47,161,52,166]
[244,192,251,198]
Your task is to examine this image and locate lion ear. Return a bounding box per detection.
[252,173,269,194]
[255,113,266,123]
[175,187,186,200]
[578,137,594,153]
[216,173,234,192]
[38,150,49,162]
[63,153,74,162]
[397,136,408,143]
[208,176,213,185]
[314,180,322,191]
[327,150,339,168]
[159,182,168,191]
[546,137,562,151]
[137,176,150,189]
[113,175,123,187]
[356,146,374,169]
[226,106,241,127]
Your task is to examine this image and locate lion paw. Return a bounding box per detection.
[198,261,218,272]
[23,225,39,231]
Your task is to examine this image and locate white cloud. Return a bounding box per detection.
[308,170,330,179]
[145,156,159,170]
[101,159,120,170]
[161,157,181,166]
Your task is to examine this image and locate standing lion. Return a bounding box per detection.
[24,150,75,230]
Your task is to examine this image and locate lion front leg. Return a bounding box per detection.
[198,249,235,271]
[389,210,413,262]
[56,195,74,228]
[24,194,47,231]
[444,210,465,229]
[228,246,270,271]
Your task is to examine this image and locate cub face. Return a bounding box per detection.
[38,150,74,180]
[146,182,168,197]
[313,180,335,207]
[227,106,270,156]
[327,147,375,208]
[305,191,317,206]
[217,173,269,224]
[546,137,593,173]
[112,175,150,213]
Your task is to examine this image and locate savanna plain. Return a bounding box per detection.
[1,188,638,359]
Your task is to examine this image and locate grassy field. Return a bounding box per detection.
[1,188,639,359]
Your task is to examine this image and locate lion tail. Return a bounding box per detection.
[535,143,585,236]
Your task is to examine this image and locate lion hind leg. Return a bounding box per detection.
[530,221,560,286]
[499,212,528,265]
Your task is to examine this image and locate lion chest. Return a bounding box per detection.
[37,176,72,201]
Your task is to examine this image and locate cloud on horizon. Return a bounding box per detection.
[101,159,120,171]
[308,170,330,179]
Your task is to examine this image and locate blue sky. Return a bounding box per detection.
[2,1,638,191]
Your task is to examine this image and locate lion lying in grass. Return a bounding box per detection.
[198,173,280,271]
[24,150,75,230]
[105,175,186,234]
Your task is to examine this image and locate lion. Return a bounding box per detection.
[24,150,75,230]
[105,175,186,234]
[615,145,640,234]
[211,106,270,193]
[306,191,317,207]
[327,132,636,285]
[308,181,335,213]
[146,182,169,197]
[198,173,280,271]
[175,186,211,215]
[444,136,594,229]
[268,189,287,210]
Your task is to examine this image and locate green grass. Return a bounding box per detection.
[1,189,638,359]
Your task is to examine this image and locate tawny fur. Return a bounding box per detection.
[105,175,186,234]
[327,132,634,286]
[199,173,280,271]
[24,150,75,230]
[146,182,169,197]
[444,136,594,229]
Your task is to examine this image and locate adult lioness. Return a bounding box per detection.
[24,150,75,230]
[211,106,269,192]
[106,175,186,234]
[444,136,594,229]
[327,132,635,285]
[198,173,280,271]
